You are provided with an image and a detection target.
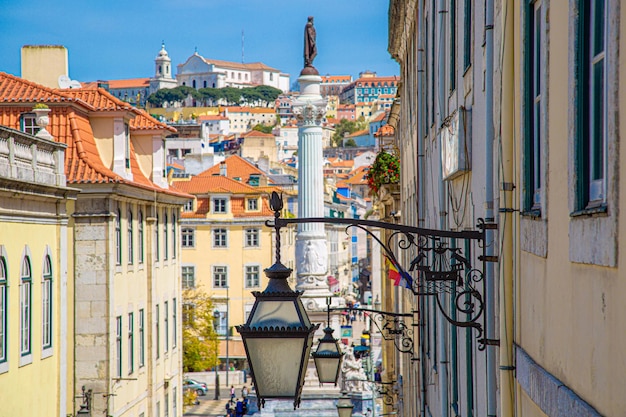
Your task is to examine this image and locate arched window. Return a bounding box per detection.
[128,208,134,264]
[164,213,169,260]
[192,80,196,88]
[0,252,7,364]
[158,65,162,75]
[115,209,122,265]
[42,254,52,349]
[138,210,144,264]
[20,255,32,356]
[203,80,207,88]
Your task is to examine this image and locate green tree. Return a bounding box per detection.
[252,123,274,134]
[221,87,244,105]
[182,289,220,373]
[254,85,283,106]
[198,88,224,106]
[344,138,357,147]
[332,118,358,147]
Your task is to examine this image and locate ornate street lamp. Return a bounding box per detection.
[336,391,354,417]
[236,192,319,409]
[312,297,343,385]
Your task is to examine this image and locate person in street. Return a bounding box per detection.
[235,398,245,417]
[230,385,235,401]
[225,401,233,417]
[241,385,248,399]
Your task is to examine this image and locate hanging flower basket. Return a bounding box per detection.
[366,151,400,194]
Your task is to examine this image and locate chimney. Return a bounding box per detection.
[219,161,227,176]
[21,45,68,88]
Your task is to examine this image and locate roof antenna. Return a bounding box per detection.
[241,29,245,63]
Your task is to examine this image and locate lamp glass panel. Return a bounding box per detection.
[337,405,354,417]
[249,301,301,328]
[314,356,341,383]
[246,337,305,397]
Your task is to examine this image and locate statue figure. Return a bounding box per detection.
[341,346,366,392]
[304,16,317,68]
[300,240,324,274]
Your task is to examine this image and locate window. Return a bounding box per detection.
[213,266,228,288]
[182,266,195,289]
[524,0,543,212]
[42,255,52,350]
[128,313,134,374]
[20,256,32,357]
[164,214,169,260]
[128,208,134,264]
[182,228,194,248]
[138,210,144,264]
[0,255,7,364]
[183,200,194,212]
[125,124,131,169]
[172,298,177,348]
[245,265,260,288]
[450,0,457,91]
[464,0,472,70]
[21,113,37,135]
[247,198,258,211]
[213,198,227,213]
[245,229,259,247]
[139,309,145,367]
[576,0,607,208]
[164,301,169,353]
[116,316,122,377]
[156,304,160,358]
[213,229,227,248]
[155,214,160,262]
[115,209,122,265]
[172,215,176,259]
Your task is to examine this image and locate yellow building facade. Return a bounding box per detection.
[0,125,78,416]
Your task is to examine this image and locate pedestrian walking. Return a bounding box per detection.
[235,399,245,417]
[241,385,248,399]
[230,385,235,401]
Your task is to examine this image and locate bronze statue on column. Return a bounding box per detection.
[302,16,319,75]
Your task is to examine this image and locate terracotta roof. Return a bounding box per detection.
[240,130,275,138]
[130,108,177,133]
[199,55,280,72]
[371,113,387,122]
[0,72,188,198]
[172,175,262,194]
[345,166,369,185]
[330,160,354,168]
[346,129,370,138]
[196,154,272,184]
[321,75,352,83]
[375,124,395,137]
[0,71,91,108]
[107,78,150,89]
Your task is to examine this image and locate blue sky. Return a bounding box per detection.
[0,0,399,85]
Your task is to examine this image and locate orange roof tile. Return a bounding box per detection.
[346,129,369,138]
[196,155,268,181]
[241,130,275,138]
[199,56,280,73]
[226,106,276,114]
[172,175,262,194]
[0,72,188,198]
[107,78,150,89]
[375,124,395,137]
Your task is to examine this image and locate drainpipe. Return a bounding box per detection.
[499,0,516,415]
[484,0,498,416]
[437,1,449,416]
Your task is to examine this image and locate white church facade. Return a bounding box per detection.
[176,52,290,92]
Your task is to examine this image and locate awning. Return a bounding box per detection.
[218,339,247,359]
[327,276,339,285]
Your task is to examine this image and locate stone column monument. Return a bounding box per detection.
[293,16,332,309]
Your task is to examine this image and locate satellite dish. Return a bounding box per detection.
[58,75,82,89]
[58,75,72,89]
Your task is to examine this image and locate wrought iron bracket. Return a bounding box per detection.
[328,305,417,360]
[265,192,491,350]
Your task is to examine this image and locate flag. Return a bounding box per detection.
[385,255,413,289]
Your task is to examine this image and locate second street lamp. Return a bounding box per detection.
[312,297,343,385]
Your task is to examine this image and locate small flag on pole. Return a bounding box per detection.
[385,255,413,289]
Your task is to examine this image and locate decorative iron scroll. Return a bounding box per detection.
[329,306,416,360]
[266,192,494,349]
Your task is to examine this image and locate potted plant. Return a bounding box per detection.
[366,150,400,194]
[32,103,51,125]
